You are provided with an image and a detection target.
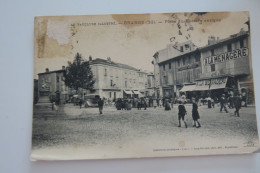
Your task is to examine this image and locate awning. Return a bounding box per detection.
[210,77,227,90]
[194,85,210,91]
[124,90,132,95]
[180,85,196,92]
[132,90,141,95]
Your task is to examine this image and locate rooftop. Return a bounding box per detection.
[91,58,148,73]
[158,30,249,64]
[38,69,65,75]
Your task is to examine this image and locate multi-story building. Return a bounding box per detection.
[37,66,69,104]
[153,27,254,103]
[145,73,156,98]
[153,40,199,99]
[198,30,253,102]
[89,57,149,100]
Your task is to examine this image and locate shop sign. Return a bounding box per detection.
[210,77,226,85]
[204,47,248,65]
[196,79,210,86]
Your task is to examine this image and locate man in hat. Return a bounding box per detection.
[233,93,242,117]
[220,94,228,113]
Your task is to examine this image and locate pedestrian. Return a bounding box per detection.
[98,97,104,114]
[207,96,212,108]
[233,93,242,117]
[228,95,234,108]
[220,94,228,113]
[192,98,201,128]
[52,102,55,110]
[159,99,162,107]
[241,91,247,107]
[143,98,147,110]
[153,99,157,109]
[79,99,83,109]
[137,99,141,110]
[165,99,171,111]
[171,98,174,108]
[178,100,187,128]
[211,97,215,108]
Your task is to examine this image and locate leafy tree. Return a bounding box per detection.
[65,53,95,93]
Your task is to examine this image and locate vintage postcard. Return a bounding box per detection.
[31,11,260,160]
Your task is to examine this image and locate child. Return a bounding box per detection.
[192,98,201,128]
[178,100,187,128]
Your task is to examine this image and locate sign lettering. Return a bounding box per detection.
[204,48,248,65]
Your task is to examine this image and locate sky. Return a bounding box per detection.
[34,11,249,79]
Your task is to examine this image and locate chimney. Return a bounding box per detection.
[107,57,111,63]
[89,56,92,62]
[45,68,49,72]
[208,36,216,45]
[62,66,65,70]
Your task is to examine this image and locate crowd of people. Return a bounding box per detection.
[71,91,246,129]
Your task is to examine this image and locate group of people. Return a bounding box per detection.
[204,93,243,117]
[177,98,201,128]
[93,92,244,130]
[219,93,243,117]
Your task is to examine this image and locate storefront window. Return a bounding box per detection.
[211,64,215,72]
[240,39,244,48]
[211,49,215,56]
[180,46,183,52]
[104,68,107,76]
[188,56,191,64]
[195,54,200,62]
[227,43,232,52]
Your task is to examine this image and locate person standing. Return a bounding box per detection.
[153,99,157,109]
[98,97,104,114]
[137,98,141,110]
[233,93,242,117]
[79,99,83,109]
[211,97,215,108]
[165,99,171,111]
[170,98,174,108]
[143,98,148,110]
[220,94,228,113]
[192,98,201,128]
[228,94,234,108]
[159,99,162,108]
[207,96,212,108]
[178,100,187,128]
[242,91,247,107]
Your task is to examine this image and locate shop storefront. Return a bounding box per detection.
[194,76,237,99]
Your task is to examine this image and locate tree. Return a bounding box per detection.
[64,53,95,93]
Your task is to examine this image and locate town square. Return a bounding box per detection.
[31,12,260,160]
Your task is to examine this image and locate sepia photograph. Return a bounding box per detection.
[31,11,259,160]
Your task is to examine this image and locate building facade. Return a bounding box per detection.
[153,40,199,99]
[89,57,149,100]
[198,30,253,102]
[153,29,254,102]
[37,66,69,104]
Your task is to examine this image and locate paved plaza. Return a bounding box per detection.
[32,103,259,151]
